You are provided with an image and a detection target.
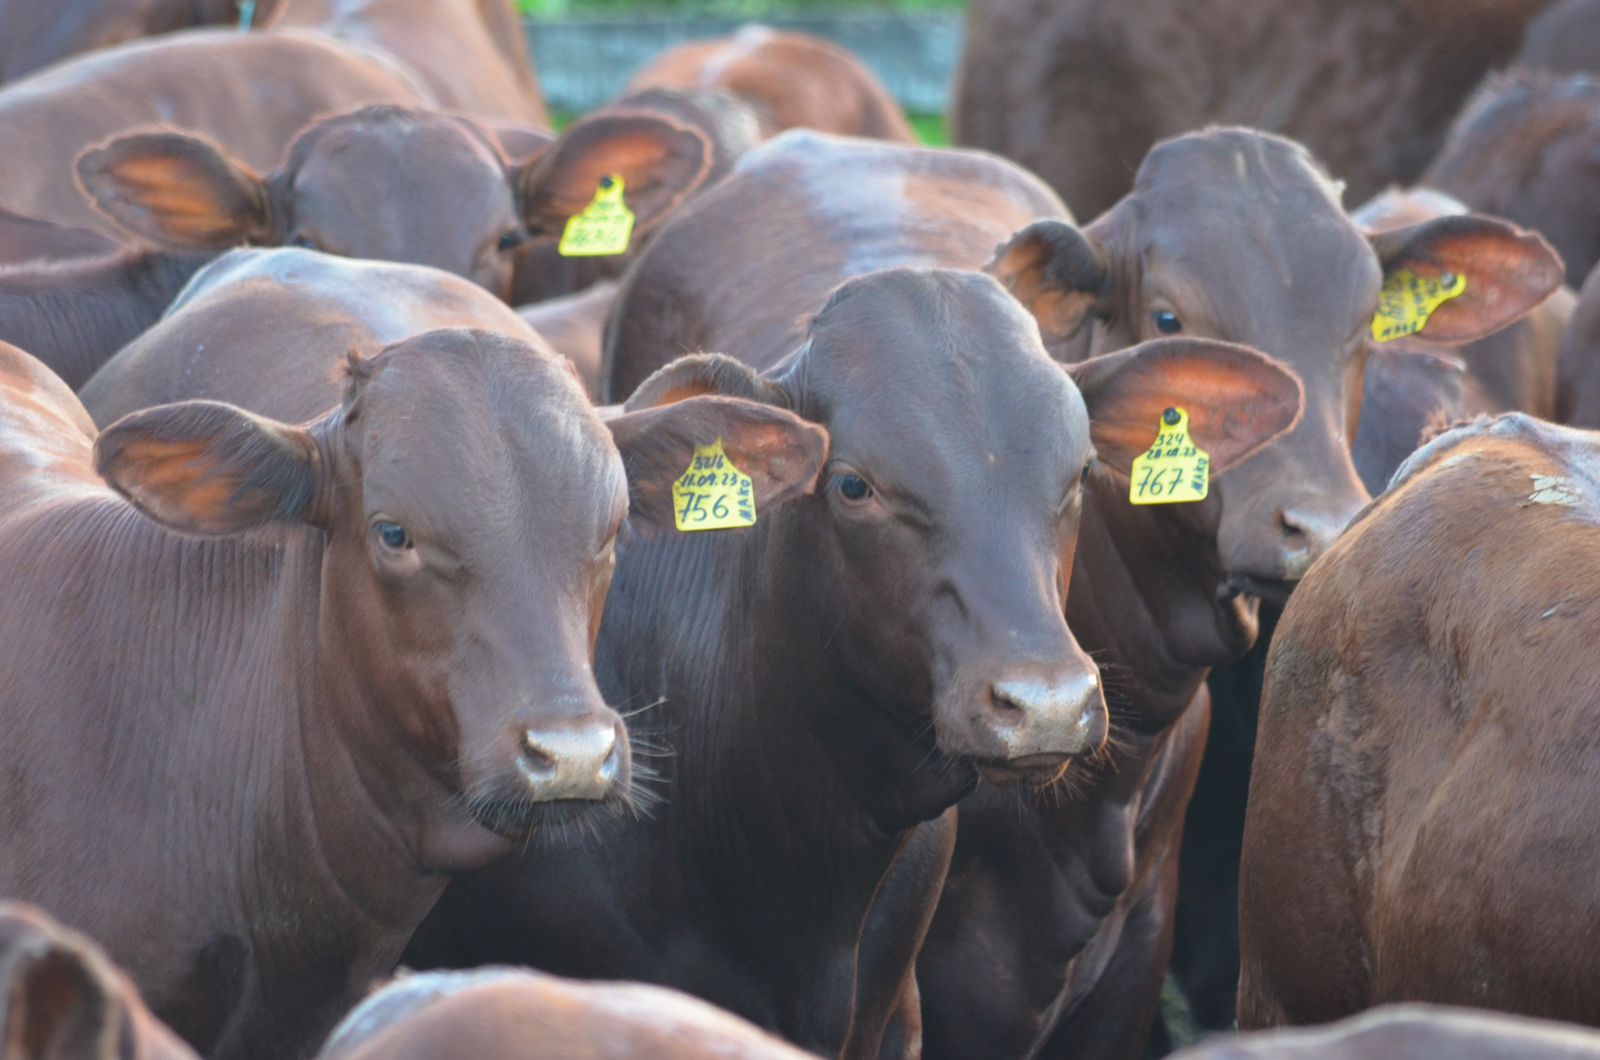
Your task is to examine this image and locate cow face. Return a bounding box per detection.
[988,127,1562,601]
[627,269,1299,796]
[75,105,712,302]
[92,328,824,857]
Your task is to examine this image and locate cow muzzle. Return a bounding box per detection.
[946,661,1109,783]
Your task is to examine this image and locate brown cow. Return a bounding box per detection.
[317,969,816,1060]
[0,0,276,85]
[1239,412,1600,1030]
[1422,70,1600,288]
[1175,1005,1600,1060]
[517,281,619,399]
[1,902,199,1060]
[1514,0,1600,77]
[0,247,215,390]
[73,103,712,300]
[80,247,542,423]
[627,25,918,143]
[272,0,548,125]
[409,131,1303,1060]
[0,330,824,1059]
[0,206,118,264]
[953,0,1558,220]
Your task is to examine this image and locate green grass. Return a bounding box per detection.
[909,112,948,146]
[520,0,964,16]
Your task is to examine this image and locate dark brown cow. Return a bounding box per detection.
[1559,261,1600,425]
[0,30,420,239]
[0,0,277,85]
[316,969,815,1060]
[1239,412,1600,1030]
[1,902,199,1060]
[627,25,918,143]
[272,0,549,125]
[1175,1006,1600,1060]
[74,104,712,300]
[79,248,542,424]
[1514,0,1600,77]
[0,206,118,264]
[408,132,1303,1060]
[1422,71,1600,288]
[0,247,214,390]
[0,330,824,1059]
[953,0,1558,220]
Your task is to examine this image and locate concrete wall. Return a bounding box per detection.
[526,13,963,114]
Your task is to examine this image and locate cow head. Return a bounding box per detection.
[75,105,713,303]
[92,328,823,862]
[626,269,1299,820]
[987,127,1562,601]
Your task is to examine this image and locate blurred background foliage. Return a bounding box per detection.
[519,0,964,16]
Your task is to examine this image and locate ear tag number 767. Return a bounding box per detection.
[1129,407,1210,505]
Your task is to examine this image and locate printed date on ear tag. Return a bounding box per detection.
[1372,269,1466,343]
[558,174,635,257]
[673,439,757,532]
[1129,407,1210,505]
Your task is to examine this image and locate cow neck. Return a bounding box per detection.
[603,510,961,922]
[1068,475,1257,735]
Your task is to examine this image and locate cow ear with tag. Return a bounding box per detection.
[985,219,1109,349]
[1067,337,1304,477]
[516,113,712,247]
[1368,214,1563,345]
[77,131,275,249]
[605,355,828,532]
[95,401,323,535]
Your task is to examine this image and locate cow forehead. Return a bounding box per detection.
[799,269,1090,485]
[353,335,624,539]
[292,115,512,218]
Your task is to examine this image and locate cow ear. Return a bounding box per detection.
[1369,214,1564,344]
[985,219,1109,346]
[1,927,120,1060]
[606,355,828,531]
[95,401,323,535]
[77,131,273,249]
[1067,338,1305,476]
[516,113,712,241]
[489,122,556,167]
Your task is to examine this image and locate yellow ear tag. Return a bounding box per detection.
[1371,269,1466,343]
[672,439,757,532]
[558,174,635,257]
[1129,407,1210,505]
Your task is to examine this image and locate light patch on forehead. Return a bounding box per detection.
[696,24,774,87]
[1528,474,1582,507]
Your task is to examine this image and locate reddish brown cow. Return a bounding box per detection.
[0,0,277,84]
[517,281,619,398]
[1239,412,1600,1030]
[0,206,118,264]
[627,25,918,143]
[80,248,541,423]
[409,132,1304,1060]
[1,902,199,1060]
[1559,261,1600,424]
[1422,71,1600,288]
[953,0,1558,220]
[73,103,712,299]
[0,330,824,1059]
[272,0,549,125]
[317,969,815,1060]
[1175,1006,1600,1060]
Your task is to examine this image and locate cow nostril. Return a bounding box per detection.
[990,686,1026,713]
[1278,511,1312,551]
[599,740,622,783]
[517,732,557,778]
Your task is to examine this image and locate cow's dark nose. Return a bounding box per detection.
[1276,504,1354,579]
[516,719,625,802]
[978,663,1108,765]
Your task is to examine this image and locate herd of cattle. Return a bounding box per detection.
[3,0,1600,1058]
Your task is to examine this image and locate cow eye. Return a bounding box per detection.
[836,474,871,502]
[1153,310,1183,334]
[1081,460,1095,483]
[374,521,412,550]
[497,229,526,252]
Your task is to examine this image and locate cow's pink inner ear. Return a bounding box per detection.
[1373,216,1564,345]
[519,114,712,236]
[1073,338,1305,477]
[986,219,1106,343]
[77,132,271,248]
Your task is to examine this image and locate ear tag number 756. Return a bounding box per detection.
[1129,407,1210,505]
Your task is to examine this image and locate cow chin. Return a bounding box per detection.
[1222,571,1301,609]
[463,780,630,843]
[976,756,1073,788]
